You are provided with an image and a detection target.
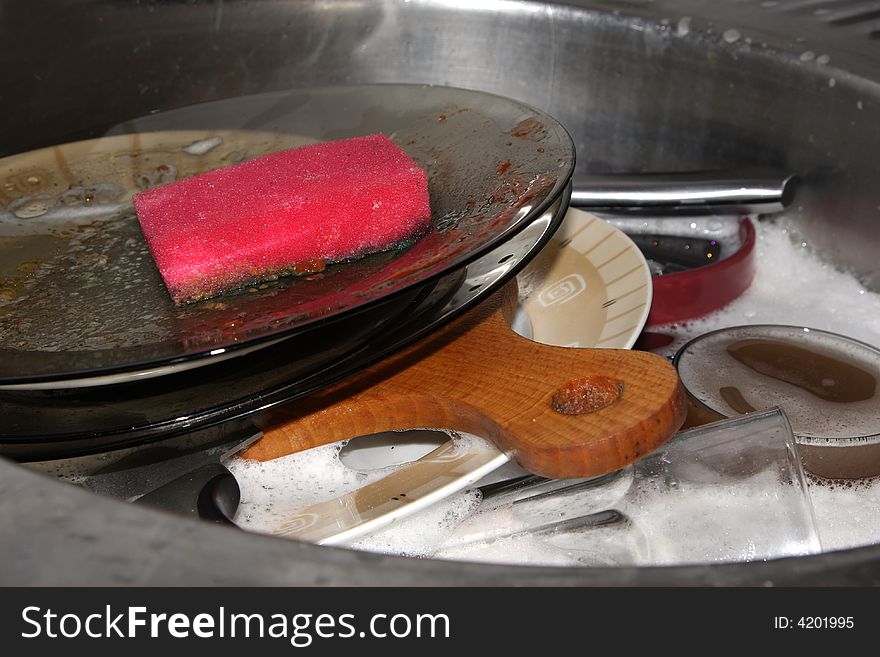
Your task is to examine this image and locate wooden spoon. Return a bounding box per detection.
[243,281,687,479]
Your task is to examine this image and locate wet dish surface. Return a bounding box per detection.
[0,84,574,386]
[674,324,880,441]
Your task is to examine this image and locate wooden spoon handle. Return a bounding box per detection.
[244,282,687,478]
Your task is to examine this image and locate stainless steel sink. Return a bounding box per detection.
[2,0,880,584]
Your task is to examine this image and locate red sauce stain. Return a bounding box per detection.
[293,259,327,275]
[510,117,548,141]
[496,161,512,175]
[439,108,471,121]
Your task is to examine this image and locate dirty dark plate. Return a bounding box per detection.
[0,84,574,387]
[0,191,568,459]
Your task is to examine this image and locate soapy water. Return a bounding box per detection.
[228,430,830,566]
[434,467,816,566]
[808,475,880,553]
[652,217,880,357]
[227,436,483,559]
[227,216,880,566]
[675,325,880,440]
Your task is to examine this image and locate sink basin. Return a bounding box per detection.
[2,0,880,585]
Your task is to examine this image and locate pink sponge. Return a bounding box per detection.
[133,134,432,304]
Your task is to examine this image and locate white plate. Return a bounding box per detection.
[514,207,652,349]
[274,438,508,546]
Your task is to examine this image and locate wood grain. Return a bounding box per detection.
[244,282,687,478]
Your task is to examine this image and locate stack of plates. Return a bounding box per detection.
[0,84,578,458]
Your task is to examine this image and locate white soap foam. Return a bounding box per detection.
[435,492,779,568]
[350,492,481,558]
[438,533,585,567]
[228,433,484,556]
[183,136,224,155]
[808,475,880,552]
[620,474,819,565]
[228,442,386,533]
[653,217,880,357]
[435,474,640,566]
[434,464,819,567]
